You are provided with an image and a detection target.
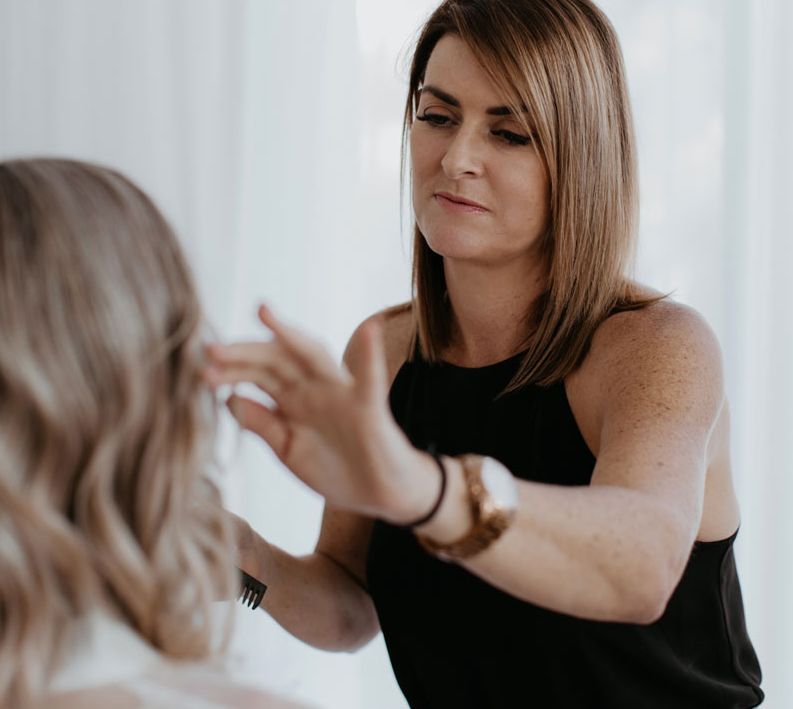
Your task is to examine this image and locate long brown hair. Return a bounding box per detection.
[403,0,664,388]
[0,158,237,706]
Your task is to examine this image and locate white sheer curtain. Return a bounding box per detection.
[724,1,793,704]
[1,0,790,707]
[600,2,792,705]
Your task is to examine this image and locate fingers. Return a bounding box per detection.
[205,340,303,399]
[206,364,279,398]
[228,395,292,462]
[206,340,300,379]
[209,364,309,418]
[258,305,341,381]
[206,306,344,389]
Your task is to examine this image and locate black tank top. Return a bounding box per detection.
[366,348,763,708]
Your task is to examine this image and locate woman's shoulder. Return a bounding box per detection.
[344,301,414,385]
[566,288,725,458]
[593,286,721,362]
[582,288,724,398]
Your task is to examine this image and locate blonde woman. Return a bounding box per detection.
[0,158,304,709]
[207,0,763,706]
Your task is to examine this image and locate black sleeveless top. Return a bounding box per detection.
[365,349,763,708]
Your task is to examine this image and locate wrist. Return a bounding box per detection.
[380,450,473,544]
[380,448,445,525]
[245,524,275,585]
[413,455,473,543]
[416,455,519,561]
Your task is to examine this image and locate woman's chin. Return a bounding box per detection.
[423,231,487,260]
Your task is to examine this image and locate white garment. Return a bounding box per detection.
[46,612,306,709]
[48,611,163,693]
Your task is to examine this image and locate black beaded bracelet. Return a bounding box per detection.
[397,446,448,529]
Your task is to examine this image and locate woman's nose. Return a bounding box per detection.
[440,127,484,179]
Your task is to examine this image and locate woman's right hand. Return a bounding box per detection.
[204,306,428,523]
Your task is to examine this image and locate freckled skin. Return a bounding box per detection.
[564,300,741,546]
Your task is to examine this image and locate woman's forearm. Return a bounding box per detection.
[249,533,380,652]
[414,456,692,624]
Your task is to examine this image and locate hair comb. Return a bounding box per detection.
[237,567,267,610]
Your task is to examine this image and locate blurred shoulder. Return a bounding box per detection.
[343,302,414,385]
[37,677,312,709]
[31,685,138,709]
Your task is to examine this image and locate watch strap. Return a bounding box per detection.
[415,454,516,561]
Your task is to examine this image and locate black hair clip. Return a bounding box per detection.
[238,567,267,610]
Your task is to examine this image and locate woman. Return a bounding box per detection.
[0,158,304,708]
[207,0,763,706]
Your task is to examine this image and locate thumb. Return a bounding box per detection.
[228,395,291,460]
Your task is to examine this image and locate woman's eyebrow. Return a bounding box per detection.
[419,84,527,116]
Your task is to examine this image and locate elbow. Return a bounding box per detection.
[338,601,380,652]
[332,588,381,652]
[624,588,670,625]
[310,551,380,652]
[342,625,379,653]
[617,512,693,625]
[308,603,379,653]
[621,557,685,625]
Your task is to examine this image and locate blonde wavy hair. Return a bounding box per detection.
[0,158,237,707]
[404,0,665,388]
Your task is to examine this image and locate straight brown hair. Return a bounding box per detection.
[402,0,664,389]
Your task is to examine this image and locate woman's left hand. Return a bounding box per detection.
[204,305,428,522]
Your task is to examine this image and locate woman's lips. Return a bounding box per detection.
[434,192,488,214]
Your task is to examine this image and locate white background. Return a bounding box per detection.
[0,1,790,707]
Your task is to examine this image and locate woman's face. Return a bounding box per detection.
[410,34,550,266]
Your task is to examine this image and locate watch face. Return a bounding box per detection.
[481,457,519,510]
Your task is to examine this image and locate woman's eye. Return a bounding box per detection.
[415,114,533,147]
[416,112,451,126]
[492,129,531,146]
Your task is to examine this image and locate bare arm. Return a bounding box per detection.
[410,304,725,624]
[236,508,378,652]
[211,300,721,626]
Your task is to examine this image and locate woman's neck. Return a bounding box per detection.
[442,255,546,367]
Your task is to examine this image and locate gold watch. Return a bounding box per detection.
[416,454,518,561]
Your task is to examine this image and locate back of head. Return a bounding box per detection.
[0,158,236,707]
